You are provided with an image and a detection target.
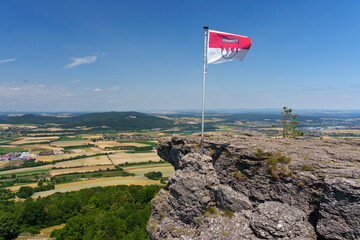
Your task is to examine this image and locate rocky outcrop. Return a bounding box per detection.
[147,133,360,239]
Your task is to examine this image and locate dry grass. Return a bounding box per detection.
[39,224,66,236]
[51,140,89,147]
[50,165,115,176]
[16,224,65,240]
[83,155,112,166]
[109,152,160,165]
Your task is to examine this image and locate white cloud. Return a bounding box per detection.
[65,93,74,97]
[10,87,21,91]
[0,58,16,64]
[37,84,46,88]
[93,88,102,92]
[65,56,97,69]
[108,100,114,103]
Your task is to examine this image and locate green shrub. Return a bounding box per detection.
[301,164,314,171]
[223,209,234,218]
[144,171,163,180]
[255,148,266,159]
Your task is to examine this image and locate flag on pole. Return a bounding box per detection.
[207,29,252,64]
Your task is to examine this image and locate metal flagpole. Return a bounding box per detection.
[201,26,208,155]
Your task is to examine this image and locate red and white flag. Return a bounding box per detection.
[207,30,252,64]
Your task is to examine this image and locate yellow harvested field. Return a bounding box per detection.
[109,151,160,165]
[82,134,103,139]
[12,136,60,145]
[320,129,360,134]
[51,140,89,147]
[36,152,96,162]
[0,165,53,175]
[54,159,84,168]
[0,161,8,168]
[32,176,159,197]
[83,155,112,166]
[71,149,86,153]
[117,142,150,147]
[27,132,74,136]
[30,127,66,132]
[0,124,12,129]
[29,144,63,151]
[124,164,174,177]
[16,125,38,129]
[50,165,115,176]
[7,183,38,191]
[94,141,150,149]
[0,145,18,148]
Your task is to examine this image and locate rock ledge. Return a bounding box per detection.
[147,133,360,240]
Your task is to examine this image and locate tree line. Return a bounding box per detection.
[0,184,161,239]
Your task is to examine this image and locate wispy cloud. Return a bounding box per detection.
[10,87,21,91]
[0,58,16,64]
[65,56,97,69]
[93,88,102,92]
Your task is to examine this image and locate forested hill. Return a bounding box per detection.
[0,111,174,130]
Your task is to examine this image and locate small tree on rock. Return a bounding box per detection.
[281,106,303,138]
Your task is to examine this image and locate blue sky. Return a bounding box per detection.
[1,0,359,112]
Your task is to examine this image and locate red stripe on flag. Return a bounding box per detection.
[208,31,251,50]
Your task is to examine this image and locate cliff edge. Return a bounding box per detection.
[147,133,360,240]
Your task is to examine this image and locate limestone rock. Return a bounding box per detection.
[147,133,360,239]
[317,178,360,240]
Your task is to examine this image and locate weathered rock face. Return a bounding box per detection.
[147,133,360,240]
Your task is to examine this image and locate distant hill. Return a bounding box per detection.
[0,111,174,130]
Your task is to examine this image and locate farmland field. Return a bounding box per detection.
[0,165,53,176]
[0,124,12,129]
[50,165,116,176]
[12,136,60,145]
[0,161,8,168]
[25,144,63,152]
[81,134,103,139]
[124,164,174,177]
[32,176,159,197]
[36,152,97,162]
[51,140,89,147]
[109,151,160,165]
[93,141,150,149]
[54,159,84,168]
[6,183,38,191]
[83,155,112,166]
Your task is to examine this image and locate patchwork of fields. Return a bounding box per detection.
[0,124,174,200]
